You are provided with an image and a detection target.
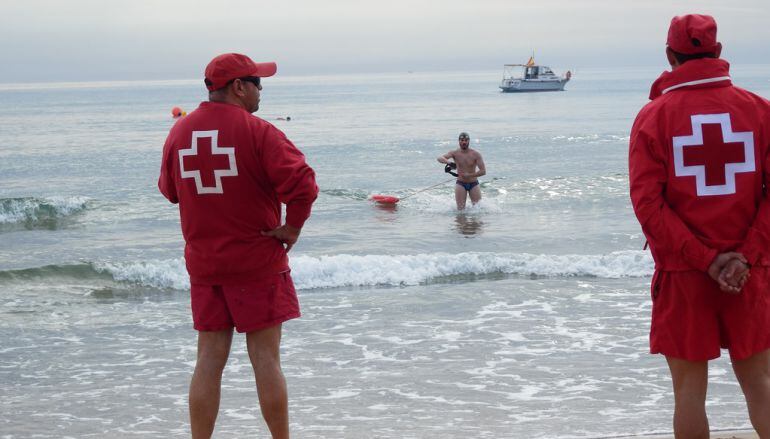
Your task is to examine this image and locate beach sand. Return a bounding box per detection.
[637,431,757,439]
[707,434,757,439]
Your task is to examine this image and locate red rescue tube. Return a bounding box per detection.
[370,195,400,204]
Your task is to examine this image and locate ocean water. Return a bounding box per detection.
[1,65,769,438]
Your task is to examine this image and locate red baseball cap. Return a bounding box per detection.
[666,14,718,55]
[204,53,277,91]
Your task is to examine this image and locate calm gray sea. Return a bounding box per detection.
[1,65,769,437]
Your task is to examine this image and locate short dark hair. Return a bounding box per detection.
[670,48,717,65]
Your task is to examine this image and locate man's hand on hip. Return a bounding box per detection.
[262,225,301,252]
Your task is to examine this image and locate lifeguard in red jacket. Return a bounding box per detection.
[629,14,770,438]
[159,53,318,438]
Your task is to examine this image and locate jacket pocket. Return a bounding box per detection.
[651,269,663,301]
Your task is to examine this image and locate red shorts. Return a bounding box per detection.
[190,271,300,333]
[650,268,770,361]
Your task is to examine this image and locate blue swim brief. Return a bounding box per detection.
[456,180,479,191]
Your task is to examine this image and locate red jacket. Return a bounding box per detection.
[630,58,770,272]
[159,101,318,284]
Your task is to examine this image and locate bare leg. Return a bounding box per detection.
[247,324,289,439]
[455,184,467,210]
[469,184,482,205]
[190,329,233,439]
[732,349,770,438]
[666,356,709,439]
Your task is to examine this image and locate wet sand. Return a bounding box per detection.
[637,431,757,439]
[705,434,756,439]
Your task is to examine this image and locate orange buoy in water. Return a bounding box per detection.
[369,178,453,207]
[171,106,184,118]
[370,195,400,204]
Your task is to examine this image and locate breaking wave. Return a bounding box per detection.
[290,251,652,289]
[0,251,653,292]
[0,196,90,229]
[552,134,630,143]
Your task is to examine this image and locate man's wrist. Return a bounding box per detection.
[284,224,301,233]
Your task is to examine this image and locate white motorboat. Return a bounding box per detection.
[499,56,571,92]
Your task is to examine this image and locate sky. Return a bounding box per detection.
[1,0,768,82]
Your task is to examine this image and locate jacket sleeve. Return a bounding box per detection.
[629,114,717,272]
[261,128,318,229]
[158,133,179,204]
[736,111,770,265]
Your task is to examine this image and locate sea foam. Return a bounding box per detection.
[0,196,90,225]
[93,259,189,291]
[92,251,653,291]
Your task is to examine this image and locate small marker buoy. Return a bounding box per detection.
[171,106,184,118]
[370,195,400,204]
[369,177,455,208]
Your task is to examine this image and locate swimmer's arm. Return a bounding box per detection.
[474,154,486,178]
[437,151,454,164]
